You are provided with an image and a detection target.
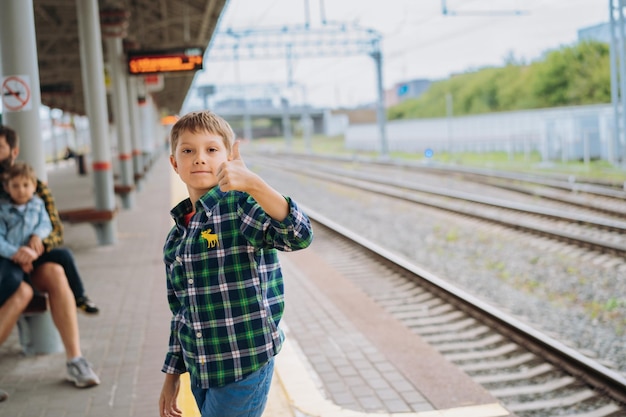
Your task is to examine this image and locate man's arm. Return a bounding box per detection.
[36,180,64,250]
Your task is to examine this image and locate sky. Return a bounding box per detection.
[191,0,608,109]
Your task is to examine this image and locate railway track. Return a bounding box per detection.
[250,153,626,257]
[305,209,626,417]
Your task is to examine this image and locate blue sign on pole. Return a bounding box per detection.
[397,84,409,96]
[424,148,434,158]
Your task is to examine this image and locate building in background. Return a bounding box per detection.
[577,21,610,43]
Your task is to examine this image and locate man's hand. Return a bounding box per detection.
[217,140,259,193]
[19,261,34,274]
[27,235,45,256]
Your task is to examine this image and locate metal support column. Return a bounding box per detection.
[106,36,135,208]
[231,44,253,141]
[127,76,144,190]
[76,0,117,245]
[610,0,620,165]
[281,97,293,148]
[371,49,389,158]
[0,0,46,179]
[137,81,156,170]
[301,85,312,153]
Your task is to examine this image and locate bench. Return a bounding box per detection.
[58,207,117,224]
[114,184,135,196]
[23,291,48,314]
[17,292,63,355]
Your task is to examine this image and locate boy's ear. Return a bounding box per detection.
[169,154,178,172]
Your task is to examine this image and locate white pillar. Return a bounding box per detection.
[0,0,46,179]
[76,0,117,244]
[106,36,135,209]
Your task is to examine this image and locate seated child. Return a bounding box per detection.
[0,162,52,282]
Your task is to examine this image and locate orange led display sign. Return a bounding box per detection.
[127,47,204,75]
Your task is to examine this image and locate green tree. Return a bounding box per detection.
[388,40,610,120]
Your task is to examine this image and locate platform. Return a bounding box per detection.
[0,153,511,417]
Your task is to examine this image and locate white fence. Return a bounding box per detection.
[345,104,622,163]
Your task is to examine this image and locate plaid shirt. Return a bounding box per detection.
[0,180,63,251]
[162,186,313,388]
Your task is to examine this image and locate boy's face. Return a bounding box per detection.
[169,130,230,202]
[5,175,36,205]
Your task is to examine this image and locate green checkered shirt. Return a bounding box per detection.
[162,186,313,388]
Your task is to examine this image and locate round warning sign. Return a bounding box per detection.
[2,75,32,112]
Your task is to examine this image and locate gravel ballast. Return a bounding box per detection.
[251,158,626,376]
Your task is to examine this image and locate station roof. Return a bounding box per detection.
[33,0,228,116]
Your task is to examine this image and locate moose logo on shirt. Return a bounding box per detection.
[200,229,219,248]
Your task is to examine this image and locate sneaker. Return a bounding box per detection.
[66,357,100,388]
[0,389,7,402]
[76,296,99,314]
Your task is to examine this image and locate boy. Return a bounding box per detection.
[0,162,52,279]
[159,110,313,417]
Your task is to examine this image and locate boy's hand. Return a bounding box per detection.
[12,246,39,265]
[158,374,182,417]
[219,139,289,220]
[217,140,259,193]
[27,235,45,256]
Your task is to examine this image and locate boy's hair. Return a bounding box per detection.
[2,161,37,186]
[0,125,19,150]
[169,111,235,155]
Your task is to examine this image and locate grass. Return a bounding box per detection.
[248,134,626,183]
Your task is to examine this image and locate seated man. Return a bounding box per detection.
[0,125,100,401]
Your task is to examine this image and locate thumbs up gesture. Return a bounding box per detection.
[217,140,257,192]
[218,139,290,220]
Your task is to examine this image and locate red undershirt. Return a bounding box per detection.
[183,211,195,226]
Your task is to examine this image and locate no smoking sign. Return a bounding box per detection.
[2,75,32,112]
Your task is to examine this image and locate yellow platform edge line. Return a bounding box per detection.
[178,373,201,416]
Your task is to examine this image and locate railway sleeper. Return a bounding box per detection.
[400,310,463,326]
[432,333,504,352]
[459,352,536,372]
[444,342,520,362]
[489,375,576,397]
[506,388,596,412]
[472,363,554,384]
[421,324,491,343]
[410,317,476,334]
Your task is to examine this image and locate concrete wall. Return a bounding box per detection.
[345,104,622,163]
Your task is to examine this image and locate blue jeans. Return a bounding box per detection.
[191,358,275,417]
